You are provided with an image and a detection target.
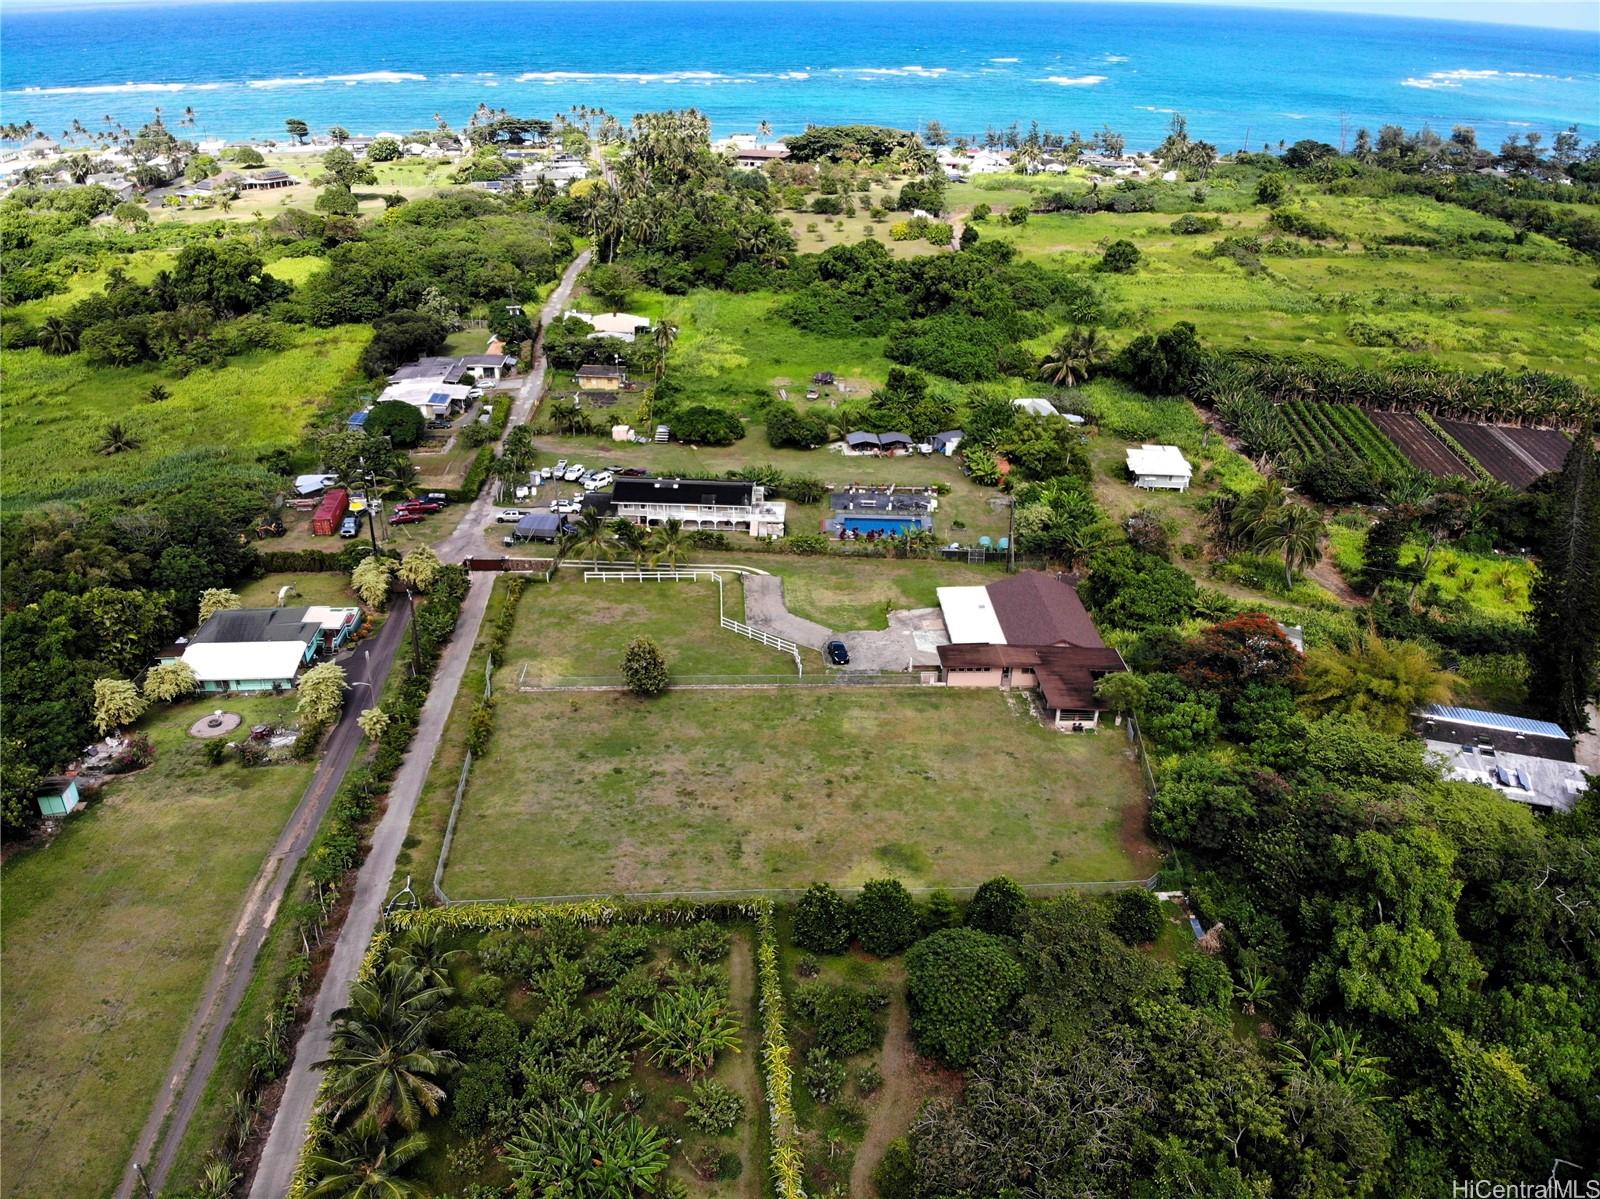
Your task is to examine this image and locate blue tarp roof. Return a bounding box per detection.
[1420,704,1569,740]
[346,409,369,428]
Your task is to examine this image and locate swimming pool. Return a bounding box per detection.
[840,515,922,536]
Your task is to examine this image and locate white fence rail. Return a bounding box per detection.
[582,569,803,675]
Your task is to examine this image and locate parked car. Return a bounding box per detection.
[555,498,582,514]
[422,492,449,504]
[563,464,587,482]
[617,467,649,477]
[397,500,443,514]
[495,509,529,523]
[827,640,850,666]
[553,459,568,476]
[338,515,361,538]
[591,470,615,489]
[390,511,426,525]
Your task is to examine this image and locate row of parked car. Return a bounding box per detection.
[339,493,450,536]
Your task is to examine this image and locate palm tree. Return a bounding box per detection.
[611,518,649,565]
[387,926,462,993]
[96,421,142,455]
[1277,1018,1390,1101]
[1037,327,1105,389]
[39,316,78,355]
[1233,966,1274,1016]
[314,972,455,1134]
[563,506,614,563]
[648,517,688,567]
[1300,632,1461,736]
[146,383,171,403]
[757,120,772,142]
[305,1128,431,1199]
[1250,501,1324,588]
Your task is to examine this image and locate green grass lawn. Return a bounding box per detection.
[641,289,897,409]
[444,686,1150,900]
[711,553,1003,630]
[1,325,369,506]
[0,695,314,1199]
[508,573,818,681]
[236,570,361,609]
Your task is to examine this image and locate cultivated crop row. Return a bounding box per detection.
[1279,399,1413,474]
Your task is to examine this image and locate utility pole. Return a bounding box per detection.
[404,588,423,677]
[1007,498,1016,573]
[358,456,381,558]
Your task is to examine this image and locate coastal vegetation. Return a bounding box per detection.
[3,95,1598,1199]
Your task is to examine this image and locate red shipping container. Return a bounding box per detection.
[311,488,350,536]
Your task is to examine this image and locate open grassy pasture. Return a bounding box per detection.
[713,553,1002,630]
[0,695,314,1199]
[141,152,457,226]
[640,289,897,410]
[970,198,1600,381]
[511,573,818,681]
[0,325,368,505]
[444,686,1149,900]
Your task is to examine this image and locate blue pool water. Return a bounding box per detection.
[843,515,921,536]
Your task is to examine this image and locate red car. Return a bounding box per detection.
[396,500,443,514]
[389,510,427,525]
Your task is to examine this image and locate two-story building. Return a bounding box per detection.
[599,477,787,538]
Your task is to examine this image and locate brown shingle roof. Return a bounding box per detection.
[937,642,1125,711]
[987,571,1106,648]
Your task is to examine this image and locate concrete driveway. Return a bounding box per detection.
[742,576,946,672]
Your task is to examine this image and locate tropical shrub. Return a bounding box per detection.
[905,928,1026,1066]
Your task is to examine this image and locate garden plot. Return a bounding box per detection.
[1367,411,1472,478]
[1437,419,1572,490]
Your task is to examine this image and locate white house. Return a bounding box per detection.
[376,379,473,419]
[176,606,361,692]
[563,310,653,343]
[1125,444,1193,492]
[602,477,787,537]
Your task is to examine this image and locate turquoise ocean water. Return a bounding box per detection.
[1,2,1595,147]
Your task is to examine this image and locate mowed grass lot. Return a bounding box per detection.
[444,687,1148,899]
[510,573,819,680]
[0,324,368,505]
[0,695,313,1199]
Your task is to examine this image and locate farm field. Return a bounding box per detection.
[1437,419,1572,490]
[1277,399,1411,475]
[964,194,1600,383]
[0,325,369,506]
[394,917,764,1199]
[444,687,1150,900]
[1367,411,1472,477]
[0,695,314,1199]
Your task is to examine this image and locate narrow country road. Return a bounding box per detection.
[436,248,592,562]
[249,248,592,1198]
[248,575,492,1199]
[116,605,412,1199]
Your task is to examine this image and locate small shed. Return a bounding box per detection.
[877,431,913,450]
[844,431,882,452]
[931,430,964,456]
[37,776,81,818]
[576,364,626,391]
[1125,444,1193,492]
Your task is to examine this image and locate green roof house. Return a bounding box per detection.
[36,776,81,819]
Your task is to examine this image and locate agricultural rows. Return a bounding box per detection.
[1280,399,1413,475]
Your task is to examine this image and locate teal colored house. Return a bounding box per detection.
[175,605,362,693]
[37,776,81,818]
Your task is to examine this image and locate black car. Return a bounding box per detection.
[826,640,850,666]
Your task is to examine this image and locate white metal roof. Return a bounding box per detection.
[937,585,1007,645]
[181,641,306,684]
[378,380,471,409]
[1125,444,1193,478]
[302,606,361,631]
[1012,397,1059,418]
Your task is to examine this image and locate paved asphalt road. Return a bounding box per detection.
[116,603,412,1199]
[248,248,592,1198]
